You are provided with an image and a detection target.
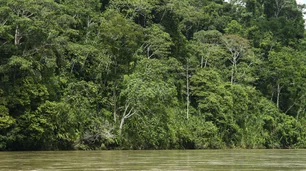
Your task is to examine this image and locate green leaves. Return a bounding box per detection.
[109,0,158,23]
[191,69,232,122]
[0,104,15,130]
[7,56,32,71]
[121,58,177,112]
[143,24,173,58]
[0,0,305,150]
[225,20,244,35]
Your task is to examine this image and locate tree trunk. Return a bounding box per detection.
[186,59,190,120]
[271,91,274,101]
[276,83,281,108]
[14,25,21,45]
[231,55,238,84]
[296,107,305,121]
[274,0,287,18]
[200,55,204,68]
[119,116,125,135]
[119,104,135,135]
[147,46,150,58]
[113,62,117,123]
[113,85,117,123]
[231,62,235,84]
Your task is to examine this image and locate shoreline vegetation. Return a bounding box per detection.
[1,0,306,151]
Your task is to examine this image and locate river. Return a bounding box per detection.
[0,150,306,170]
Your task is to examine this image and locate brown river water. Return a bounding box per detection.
[0,149,306,170]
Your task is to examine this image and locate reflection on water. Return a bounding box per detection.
[0,150,306,171]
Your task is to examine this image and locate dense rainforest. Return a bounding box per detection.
[0,0,306,150]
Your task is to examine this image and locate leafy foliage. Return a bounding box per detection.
[0,0,305,150]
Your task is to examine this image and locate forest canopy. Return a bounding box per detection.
[1,0,306,150]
